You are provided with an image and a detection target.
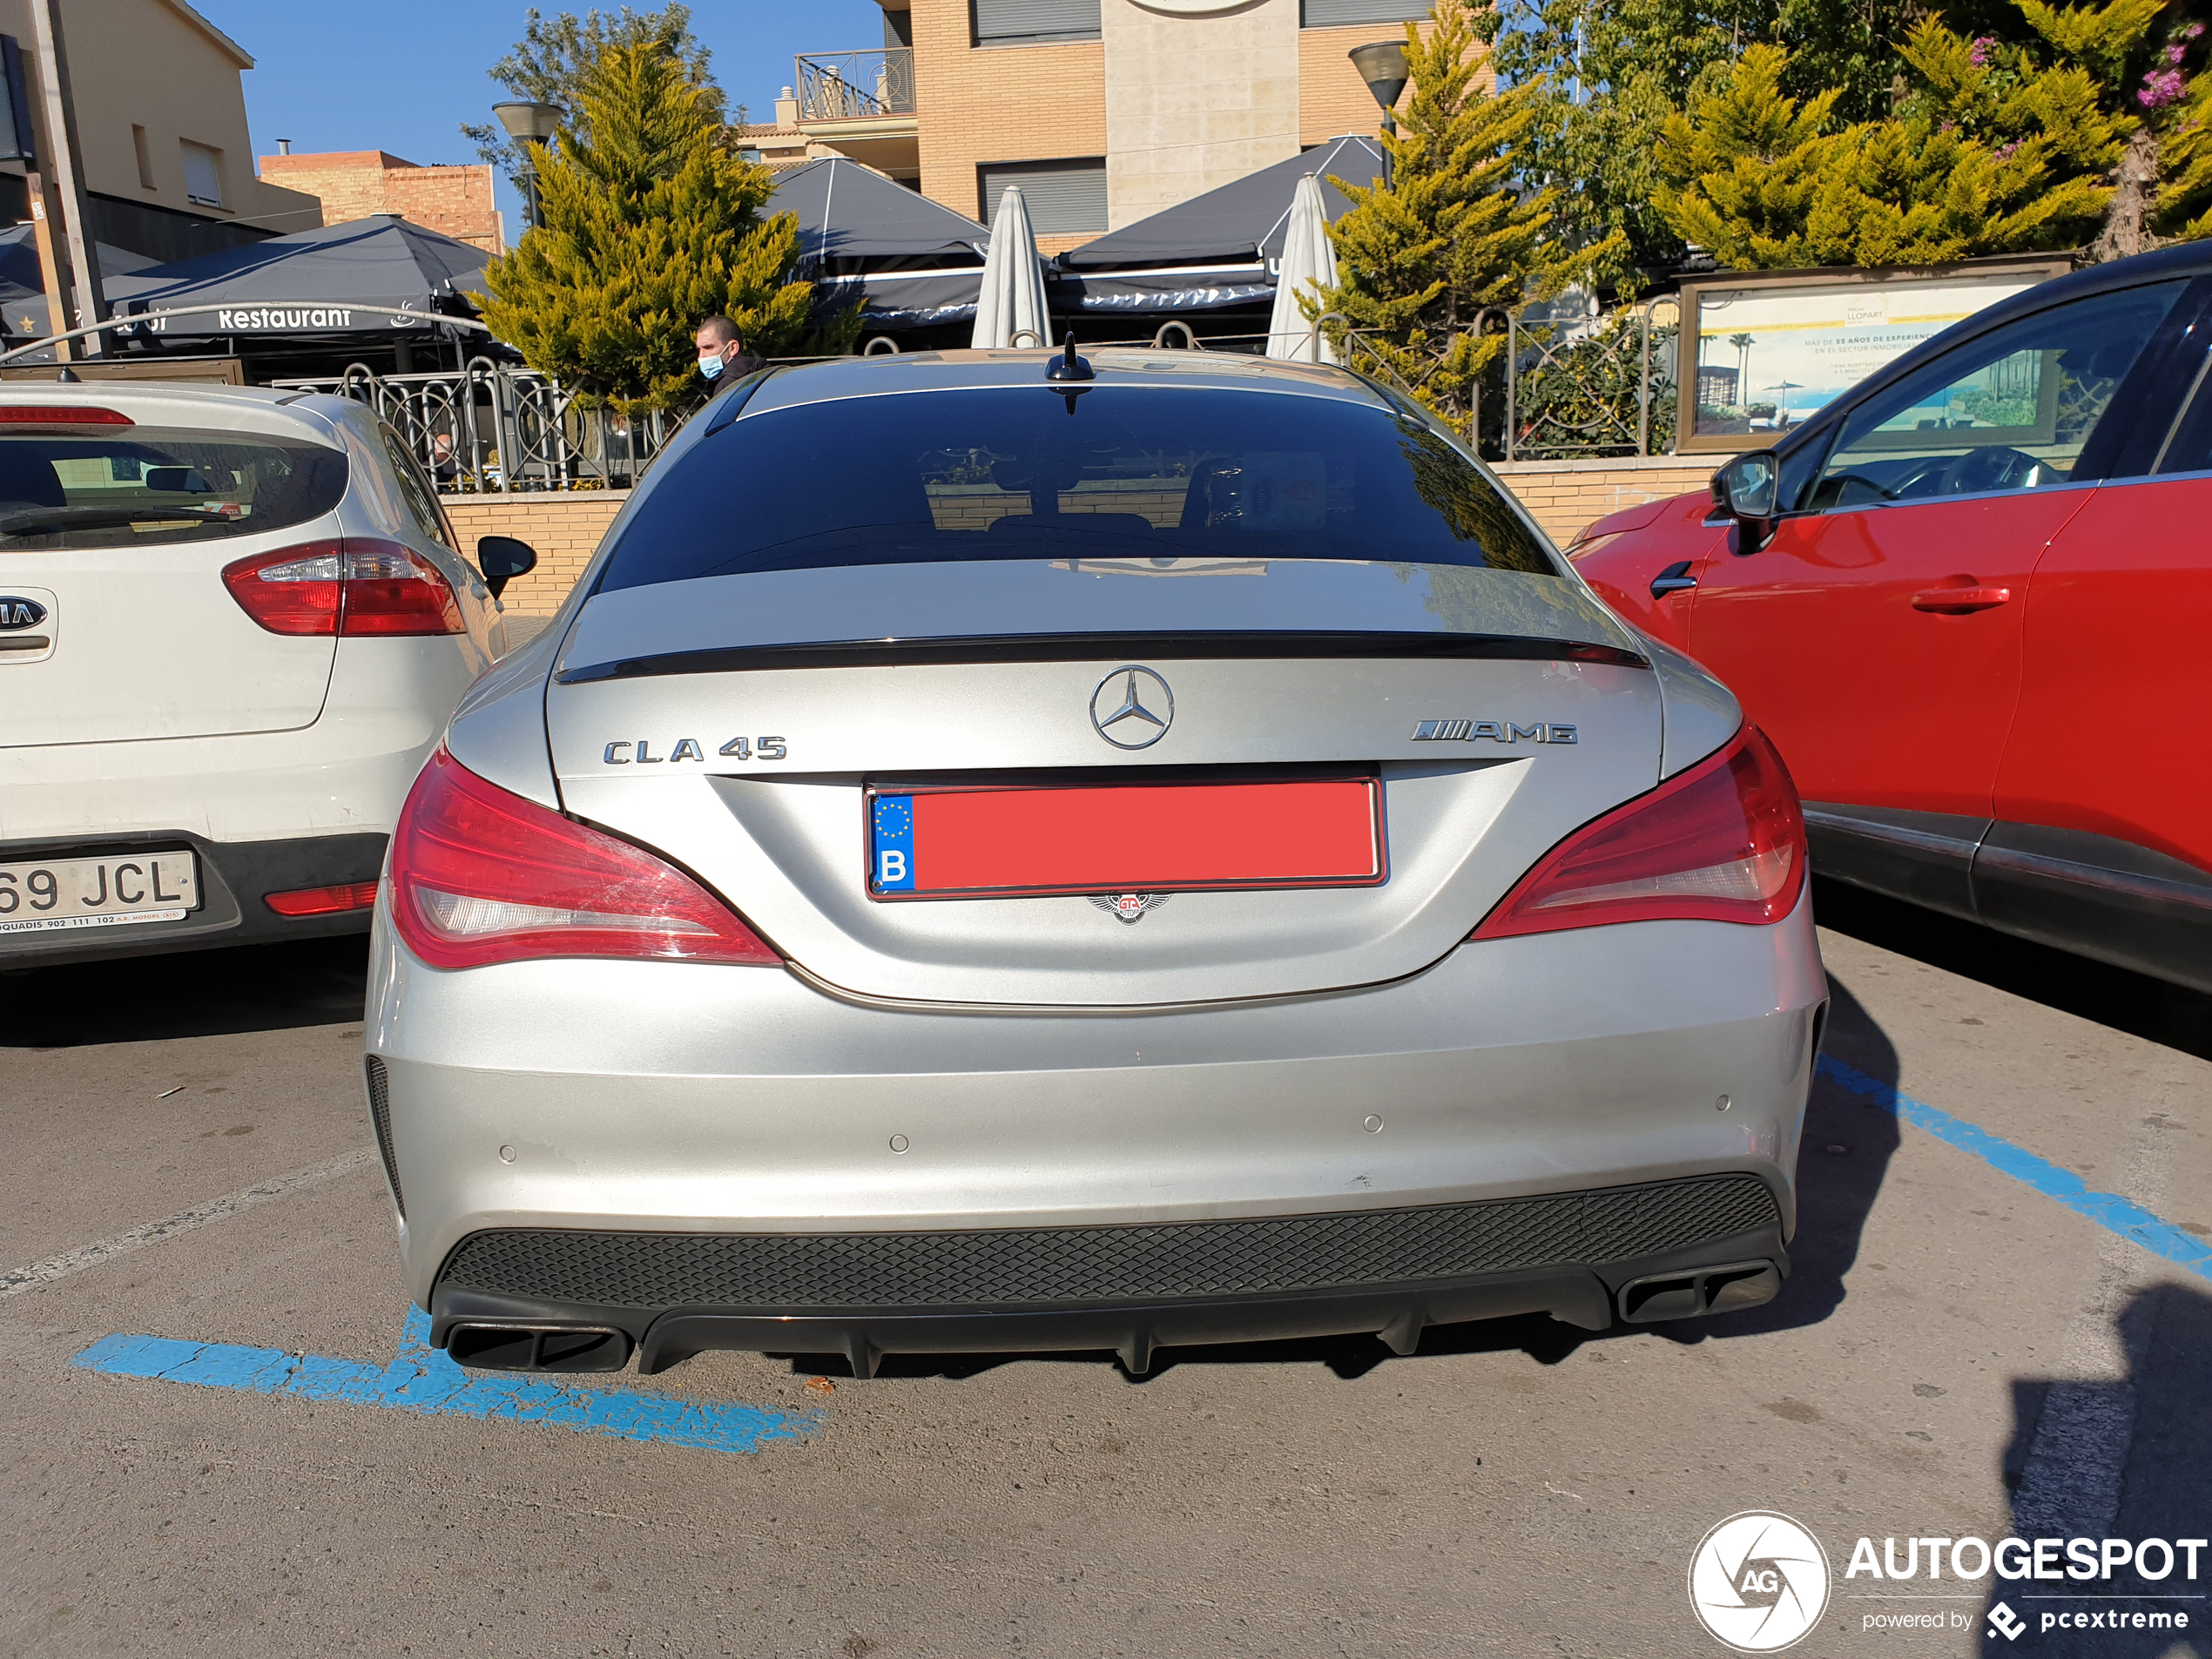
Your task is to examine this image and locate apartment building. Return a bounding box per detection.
[784,0,1426,253]
[257,151,506,256]
[0,0,320,266]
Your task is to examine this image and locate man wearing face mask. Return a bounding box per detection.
[695,314,765,385]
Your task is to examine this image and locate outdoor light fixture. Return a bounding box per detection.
[1349,40,1410,187]
[492,101,566,230]
[492,101,565,145]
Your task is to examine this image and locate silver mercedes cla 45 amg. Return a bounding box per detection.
[364,348,1827,1379]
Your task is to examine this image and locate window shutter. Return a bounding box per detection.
[180,142,224,206]
[972,0,1102,47]
[1298,0,1430,25]
[979,160,1107,236]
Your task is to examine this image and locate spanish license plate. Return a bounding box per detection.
[867,776,1385,900]
[0,850,199,934]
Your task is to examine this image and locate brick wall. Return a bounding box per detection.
[257,151,505,254]
[1297,23,1429,148]
[448,456,1717,618]
[910,0,1108,254]
[1490,455,1716,546]
[442,493,628,617]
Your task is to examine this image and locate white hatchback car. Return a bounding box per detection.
[0,383,535,965]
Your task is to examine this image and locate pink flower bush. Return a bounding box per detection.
[2140,67,2186,110]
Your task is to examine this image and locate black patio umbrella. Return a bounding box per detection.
[109,213,491,347]
[770,156,989,329]
[1051,135,1383,315]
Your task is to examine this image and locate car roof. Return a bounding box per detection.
[739,347,1397,419]
[0,379,347,442]
[1770,242,2212,459]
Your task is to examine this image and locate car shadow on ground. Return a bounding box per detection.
[0,934,370,1047]
[1975,1281,2212,1657]
[1812,876,2212,1063]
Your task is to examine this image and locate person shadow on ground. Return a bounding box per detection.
[1975,1280,2212,1657]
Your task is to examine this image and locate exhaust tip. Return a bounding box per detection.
[1616,1260,1780,1324]
[446,1321,632,1373]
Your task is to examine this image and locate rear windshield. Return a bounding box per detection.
[598,386,1560,592]
[0,426,347,551]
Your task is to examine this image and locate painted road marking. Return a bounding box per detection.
[1,1148,377,1298]
[72,1308,821,1455]
[1817,1055,2211,1284]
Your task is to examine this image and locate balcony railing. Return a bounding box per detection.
[795,49,915,121]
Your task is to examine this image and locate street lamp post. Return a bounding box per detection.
[492,100,565,231]
[1348,40,1410,191]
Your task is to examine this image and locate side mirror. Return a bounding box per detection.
[475,535,537,601]
[1711,450,1781,552]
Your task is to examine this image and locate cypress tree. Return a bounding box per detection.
[1652,2,2174,270]
[1312,0,1623,439]
[480,43,850,415]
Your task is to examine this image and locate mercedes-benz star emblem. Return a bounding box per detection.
[1089,665,1174,749]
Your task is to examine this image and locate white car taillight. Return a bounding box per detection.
[222,538,464,637]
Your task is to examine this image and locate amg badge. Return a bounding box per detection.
[1089,892,1170,924]
[1411,719,1576,745]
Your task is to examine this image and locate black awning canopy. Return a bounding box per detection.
[772,157,990,329]
[0,226,157,339]
[1055,135,1381,273]
[110,213,492,341]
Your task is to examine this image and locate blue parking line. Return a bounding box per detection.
[71,1307,823,1454]
[1817,1055,2212,1284]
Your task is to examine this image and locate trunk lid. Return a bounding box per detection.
[0,400,351,747]
[545,558,1664,1006]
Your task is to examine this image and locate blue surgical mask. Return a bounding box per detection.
[698,353,725,381]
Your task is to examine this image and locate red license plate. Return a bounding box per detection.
[867,776,1385,899]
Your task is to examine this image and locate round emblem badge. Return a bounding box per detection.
[1688,1512,1831,1653]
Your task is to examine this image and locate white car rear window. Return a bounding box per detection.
[0,426,347,550]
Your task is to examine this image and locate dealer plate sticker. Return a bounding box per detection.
[0,850,198,934]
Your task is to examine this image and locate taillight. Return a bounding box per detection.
[388,748,781,969]
[222,539,464,637]
[1471,725,1805,940]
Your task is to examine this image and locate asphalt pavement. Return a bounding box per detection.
[3,879,2207,1658]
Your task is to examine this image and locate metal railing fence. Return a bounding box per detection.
[268,359,671,493]
[795,49,915,120]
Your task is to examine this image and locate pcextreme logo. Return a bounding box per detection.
[1689,1512,1832,1652]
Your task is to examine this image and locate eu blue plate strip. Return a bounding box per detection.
[1817,1055,2212,1284]
[71,1307,822,1454]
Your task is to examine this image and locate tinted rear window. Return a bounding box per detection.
[598,386,1559,592]
[0,426,347,551]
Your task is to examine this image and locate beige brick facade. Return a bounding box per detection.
[1296,22,1423,148]
[257,152,506,254]
[909,6,1108,258]
[448,456,1718,618]
[871,3,1448,255]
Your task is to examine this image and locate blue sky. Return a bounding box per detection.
[200,0,887,236]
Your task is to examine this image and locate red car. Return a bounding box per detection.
[1572,244,2212,993]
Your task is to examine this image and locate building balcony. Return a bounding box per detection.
[794,49,917,129]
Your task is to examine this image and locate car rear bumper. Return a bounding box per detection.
[429,1188,1790,1377]
[0,827,388,967]
[368,890,1827,1366]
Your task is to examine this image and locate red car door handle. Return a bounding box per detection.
[1911,584,2013,613]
